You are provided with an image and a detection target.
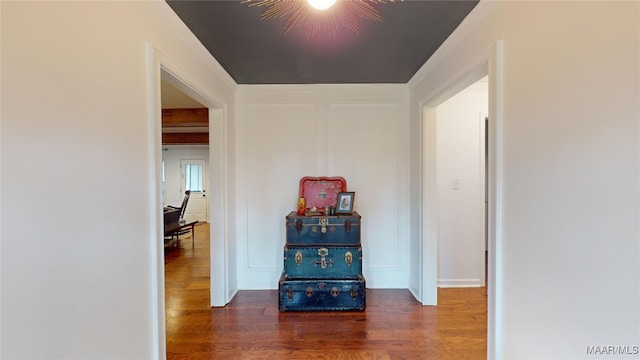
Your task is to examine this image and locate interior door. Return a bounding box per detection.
[181,159,208,222]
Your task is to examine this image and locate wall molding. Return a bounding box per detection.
[236,85,410,290]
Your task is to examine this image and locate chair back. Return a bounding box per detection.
[179,190,191,223]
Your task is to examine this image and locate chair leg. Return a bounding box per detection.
[192,225,195,249]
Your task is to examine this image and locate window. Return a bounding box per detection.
[184,163,203,192]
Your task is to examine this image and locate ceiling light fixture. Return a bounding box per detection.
[242,0,401,39]
[307,0,336,11]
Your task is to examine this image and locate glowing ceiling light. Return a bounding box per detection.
[307,0,336,11]
[242,0,402,39]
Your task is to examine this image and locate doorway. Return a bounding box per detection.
[149,48,230,358]
[420,41,502,359]
[160,76,211,359]
[180,158,209,222]
[435,77,488,288]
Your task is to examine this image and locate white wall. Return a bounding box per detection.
[1,2,236,358]
[437,80,487,287]
[236,85,410,289]
[409,1,639,358]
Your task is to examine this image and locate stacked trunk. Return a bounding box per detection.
[278,211,365,311]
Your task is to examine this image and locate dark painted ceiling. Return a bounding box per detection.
[166,0,478,84]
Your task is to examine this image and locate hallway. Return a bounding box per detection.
[164,223,487,359]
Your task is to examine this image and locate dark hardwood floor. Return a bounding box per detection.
[165,223,487,359]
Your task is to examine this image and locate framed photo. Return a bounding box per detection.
[336,192,355,214]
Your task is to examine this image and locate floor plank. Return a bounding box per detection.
[165,223,487,359]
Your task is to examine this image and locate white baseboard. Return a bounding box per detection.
[437,278,484,288]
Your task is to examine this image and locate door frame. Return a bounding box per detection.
[147,43,230,359]
[419,41,503,359]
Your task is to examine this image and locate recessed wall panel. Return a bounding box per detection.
[237,85,409,289]
[245,104,317,269]
[327,103,401,270]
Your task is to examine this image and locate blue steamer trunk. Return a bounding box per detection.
[278,274,366,311]
[283,246,362,279]
[285,211,361,246]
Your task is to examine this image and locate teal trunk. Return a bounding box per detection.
[280,205,365,311]
[283,246,362,279]
[285,212,361,246]
[278,274,366,312]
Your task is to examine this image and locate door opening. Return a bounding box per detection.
[160,75,211,359]
[180,158,209,222]
[420,41,502,358]
[434,77,488,288]
[149,45,230,359]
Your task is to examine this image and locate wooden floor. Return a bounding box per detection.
[165,223,487,359]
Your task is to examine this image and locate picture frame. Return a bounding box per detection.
[336,192,355,214]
